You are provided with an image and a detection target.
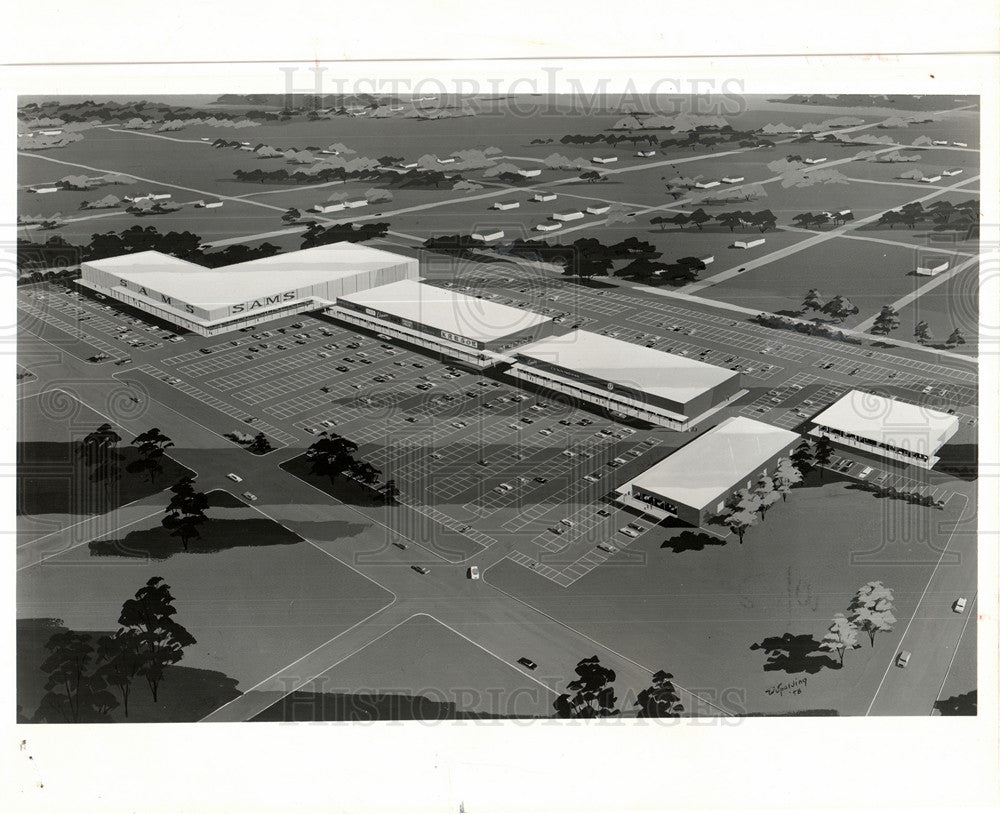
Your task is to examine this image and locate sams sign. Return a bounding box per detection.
[231,291,297,314]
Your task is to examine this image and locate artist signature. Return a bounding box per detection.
[765,677,807,697]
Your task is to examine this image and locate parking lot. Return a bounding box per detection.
[19,272,979,590]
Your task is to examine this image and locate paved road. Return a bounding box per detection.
[18,330,731,721]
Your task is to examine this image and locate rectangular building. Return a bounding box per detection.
[80,244,419,336]
[915,259,949,276]
[509,329,743,430]
[518,168,542,178]
[808,390,960,468]
[592,156,618,164]
[616,417,801,525]
[552,210,584,222]
[311,202,345,213]
[535,222,563,232]
[493,199,521,210]
[734,238,766,249]
[532,192,558,202]
[471,230,505,242]
[331,279,558,368]
[585,203,611,215]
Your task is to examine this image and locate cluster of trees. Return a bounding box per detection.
[913,321,965,347]
[384,169,464,190]
[17,265,80,286]
[820,581,897,666]
[300,221,390,249]
[615,254,707,285]
[750,312,864,345]
[232,166,381,185]
[790,436,836,481]
[876,198,978,235]
[850,479,948,509]
[305,432,399,503]
[78,424,175,503]
[791,210,855,229]
[650,208,777,233]
[553,656,684,718]
[715,457,804,544]
[223,430,273,454]
[33,577,195,722]
[870,305,901,335]
[801,289,860,323]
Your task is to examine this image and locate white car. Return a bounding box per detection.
[858,466,874,479]
[618,527,640,538]
[468,566,480,580]
[242,491,258,502]
[227,473,243,483]
[559,518,575,528]
[597,543,618,554]
[954,597,967,613]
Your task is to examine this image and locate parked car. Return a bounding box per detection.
[954,597,967,613]
[411,565,430,575]
[858,466,873,479]
[619,527,640,538]
[241,491,258,502]
[467,566,480,580]
[517,657,537,670]
[597,543,618,554]
[227,473,243,483]
[896,650,911,668]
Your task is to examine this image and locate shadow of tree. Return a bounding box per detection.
[749,633,840,674]
[935,444,978,482]
[88,518,303,560]
[933,690,976,716]
[250,690,531,722]
[661,531,728,553]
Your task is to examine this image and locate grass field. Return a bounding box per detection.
[17,490,395,702]
[486,476,974,716]
[251,614,556,721]
[17,389,194,536]
[702,236,930,325]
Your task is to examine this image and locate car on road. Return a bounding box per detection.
[534,477,549,484]
[392,541,407,550]
[467,566,480,580]
[954,597,967,613]
[411,565,430,575]
[896,650,911,668]
[517,657,537,670]
[227,473,243,483]
[597,543,618,554]
[241,491,258,502]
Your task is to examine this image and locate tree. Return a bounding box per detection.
[247,431,273,454]
[754,473,782,519]
[38,631,94,722]
[813,435,835,478]
[378,478,400,504]
[307,432,359,482]
[848,581,897,647]
[579,170,604,183]
[553,656,620,718]
[802,289,824,313]
[871,305,900,336]
[118,577,196,703]
[821,295,859,323]
[354,462,381,485]
[161,475,209,551]
[636,670,684,717]
[687,208,711,231]
[946,328,966,347]
[281,207,302,223]
[79,422,123,501]
[724,506,759,544]
[913,320,933,345]
[772,457,803,501]
[131,427,174,483]
[819,613,860,665]
[791,439,815,474]
[96,628,143,718]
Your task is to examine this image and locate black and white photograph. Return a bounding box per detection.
[3,4,999,813]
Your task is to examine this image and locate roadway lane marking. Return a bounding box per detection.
[932,593,978,715]
[864,492,972,715]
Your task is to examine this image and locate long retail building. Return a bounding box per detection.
[508,329,744,430]
[330,279,559,368]
[80,244,419,335]
[808,390,960,469]
[616,416,801,525]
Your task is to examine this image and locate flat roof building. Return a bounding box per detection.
[493,199,520,210]
[694,180,721,188]
[585,203,611,215]
[942,168,963,176]
[616,417,800,525]
[532,192,558,202]
[808,390,959,468]
[722,176,745,183]
[734,238,766,249]
[535,222,563,231]
[311,202,345,213]
[552,210,584,221]
[915,259,949,276]
[331,279,558,368]
[920,175,943,183]
[80,244,419,336]
[471,229,505,242]
[518,168,542,177]
[509,329,743,430]
[592,156,618,164]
